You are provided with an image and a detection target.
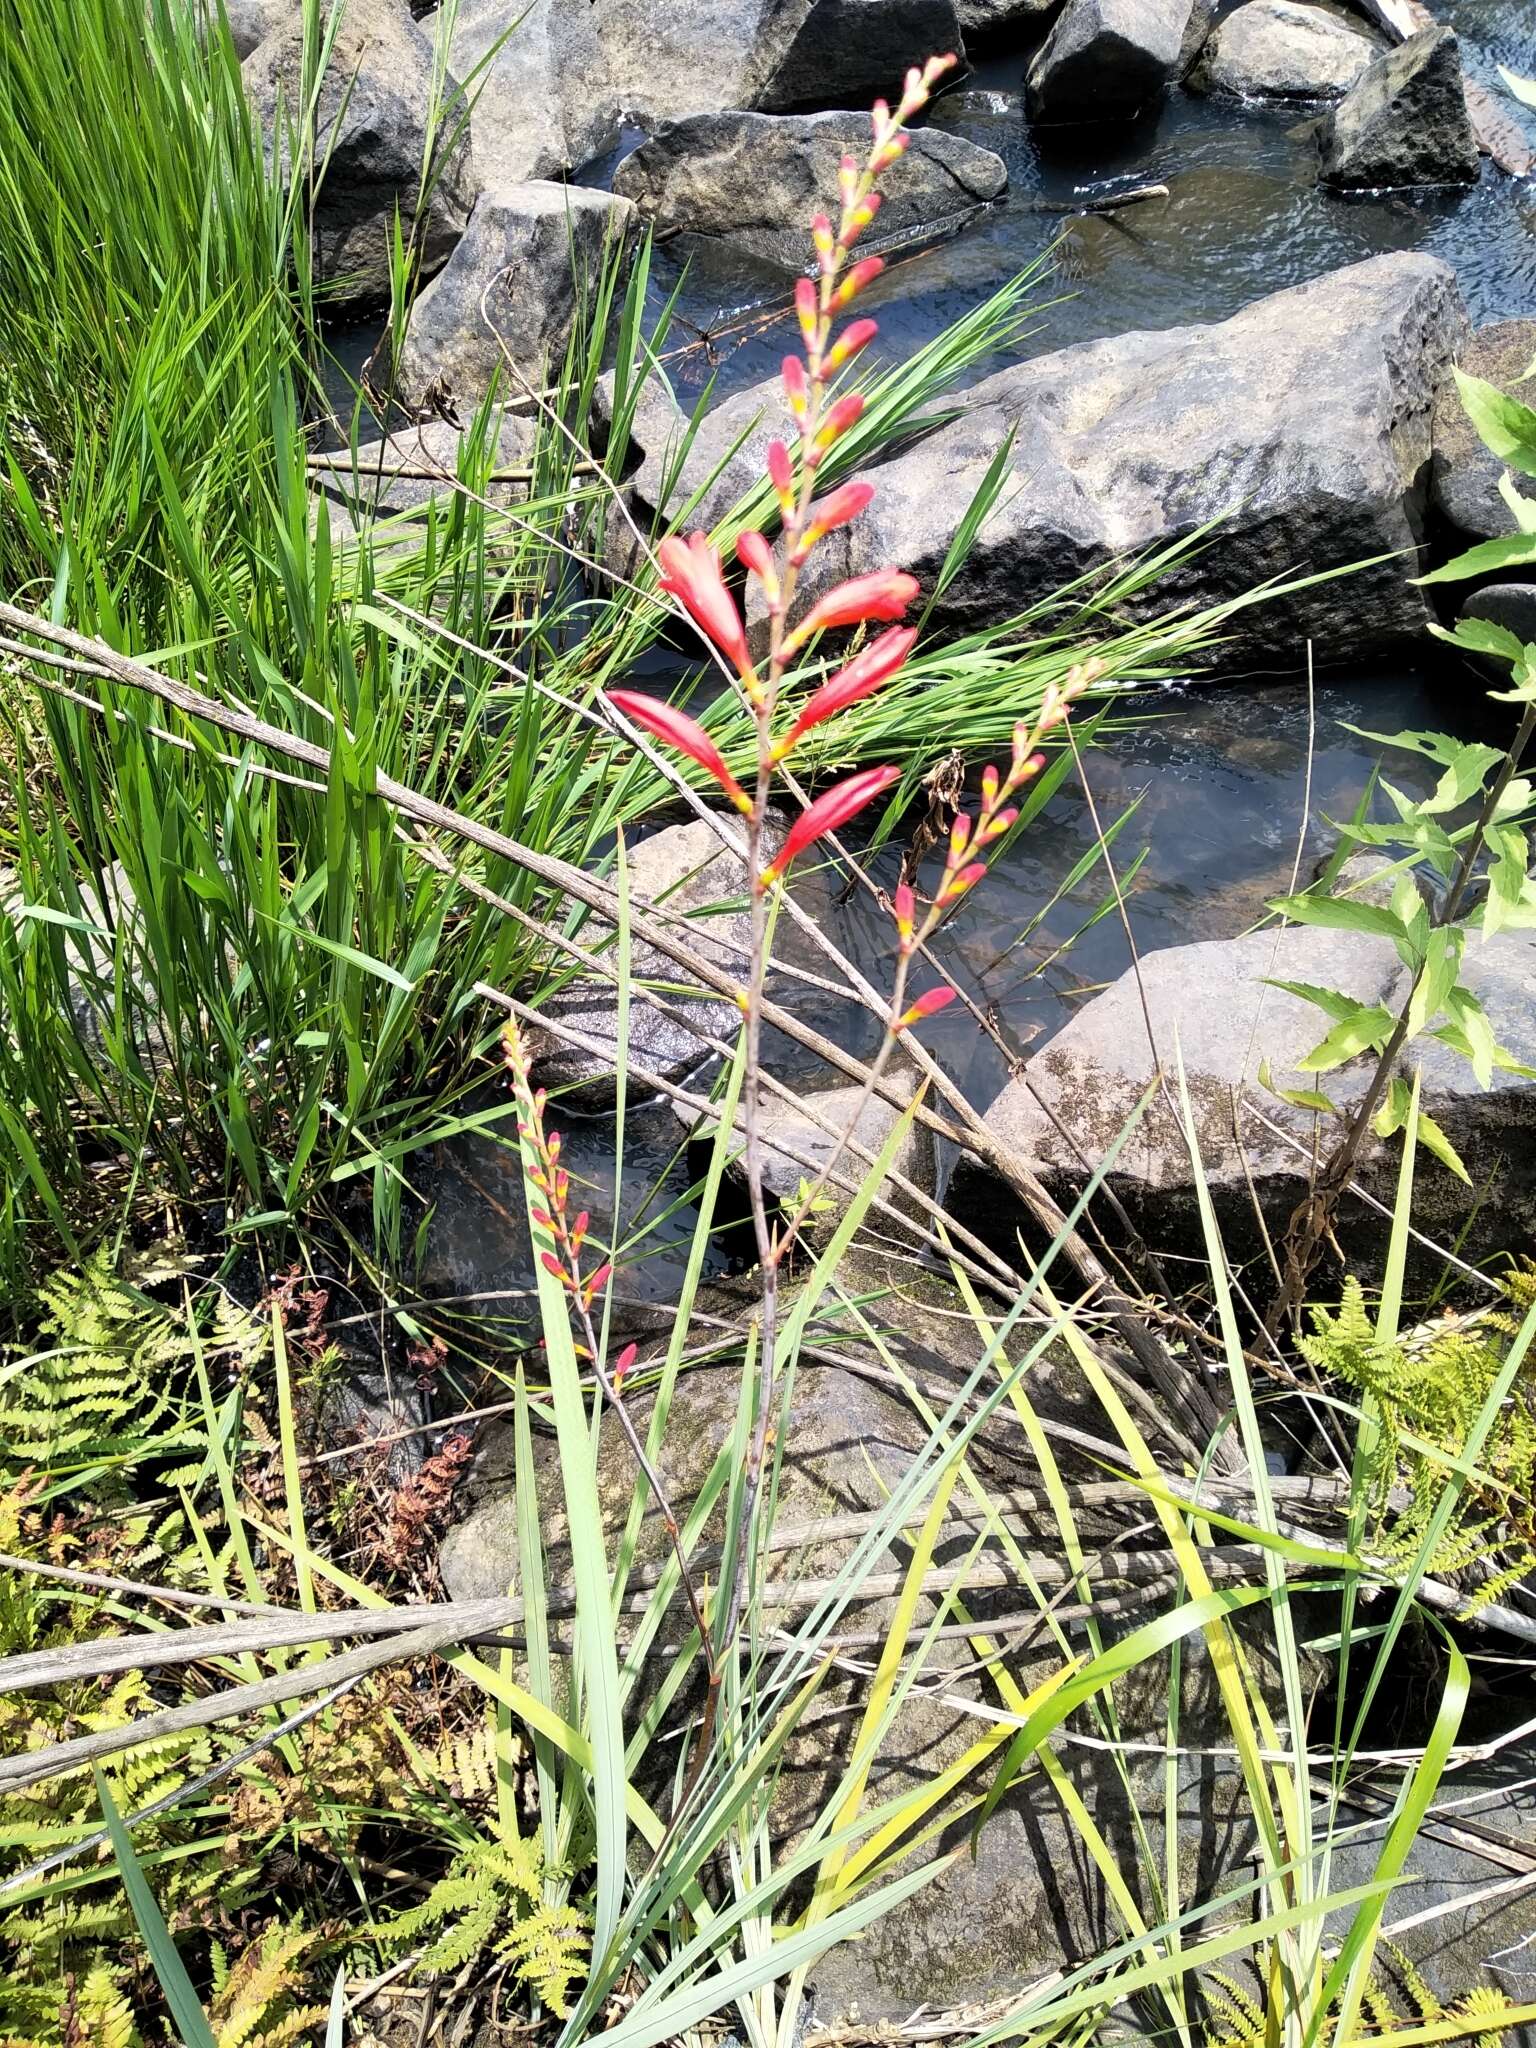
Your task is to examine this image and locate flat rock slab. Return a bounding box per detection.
[1319,26,1479,189]
[622,253,1467,671]
[395,182,635,415]
[950,921,1536,1266]
[1431,318,1536,543]
[613,111,1006,270]
[1190,0,1381,99]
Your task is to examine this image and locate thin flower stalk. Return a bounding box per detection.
[502,1018,717,1679]
[596,55,1104,1740]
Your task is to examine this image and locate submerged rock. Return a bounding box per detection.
[1430,318,1536,544]
[243,0,477,308]
[1319,27,1480,190]
[612,111,1006,270]
[950,922,1536,1266]
[315,415,538,542]
[1189,0,1380,100]
[1026,0,1201,122]
[622,254,1467,670]
[520,813,766,1111]
[394,183,635,415]
[444,0,967,188]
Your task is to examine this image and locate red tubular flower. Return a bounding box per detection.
[783,354,808,419]
[774,626,915,760]
[612,1341,638,1393]
[897,985,957,1030]
[796,479,874,557]
[761,764,901,882]
[767,437,795,522]
[788,569,919,647]
[608,689,752,816]
[939,859,988,904]
[656,532,751,674]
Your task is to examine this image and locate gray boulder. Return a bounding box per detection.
[314,414,537,542]
[678,1066,939,1226]
[613,111,1006,270]
[394,183,635,415]
[1458,584,1536,653]
[520,813,767,1110]
[1190,0,1381,100]
[447,0,968,188]
[1320,27,1480,189]
[950,921,1536,1266]
[957,0,1064,41]
[1430,319,1536,543]
[1026,0,1201,122]
[623,253,1467,671]
[243,0,477,307]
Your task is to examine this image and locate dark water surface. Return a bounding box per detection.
[639,0,1536,405]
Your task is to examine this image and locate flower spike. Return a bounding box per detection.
[607,690,752,815]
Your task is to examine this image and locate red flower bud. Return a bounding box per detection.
[656,532,752,674]
[826,317,878,373]
[612,1341,638,1393]
[774,627,915,759]
[814,393,865,454]
[893,880,916,949]
[897,985,957,1031]
[737,529,780,607]
[761,764,901,882]
[796,478,874,559]
[782,354,808,419]
[607,689,752,816]
[835,257,884,306]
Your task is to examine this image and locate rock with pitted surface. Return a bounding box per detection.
[445,0,967,188]
[620,254,1467,671]
[243,0,477,307]
[394,183,635,414]
[1319,27,1480,189]
[949,921,1536,1264]
[315,415,538,543]
[1026,0,1203,121]
[613,111,1006,270]
[957,0,1065,40]
[1190,0,1381,99]
[1430,318,1536,543]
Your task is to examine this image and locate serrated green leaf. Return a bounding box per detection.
[1267,892,1405,939]
[1416,532,1536,585]
[1297,1002,1396,1073]
[1263,978,1368,1024]
[1498,472,1536,534]
[1485,823,1529,937]
[1450,368,1536,479]
[1427,615,1528,664]
[1405,925,1463,1040]
[1419,1108,1472,1184]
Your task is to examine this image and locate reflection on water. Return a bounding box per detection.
[639,0,1536,407]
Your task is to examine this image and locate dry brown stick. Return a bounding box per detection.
[0,602,1233,1464]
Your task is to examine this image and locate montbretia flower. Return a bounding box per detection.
[607,689,752,815]
[761,764,901,882]
[812,393,865,457]
[834,256,884,307]
[657,533,751,675]
[737,529,780,607]
[892,880,917,951]
[786,569,919,651]
[897,985,956,1031]
[826,318,878,374]
[773,627,916,760]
